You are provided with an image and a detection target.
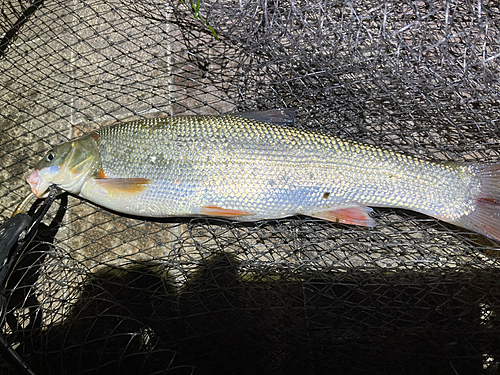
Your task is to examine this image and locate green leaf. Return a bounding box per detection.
[179,0,219,40]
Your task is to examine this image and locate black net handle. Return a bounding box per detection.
[0,185,58,375]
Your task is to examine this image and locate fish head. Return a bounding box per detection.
[27,134,102,198]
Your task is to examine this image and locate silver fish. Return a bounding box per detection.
[26,110,500,241]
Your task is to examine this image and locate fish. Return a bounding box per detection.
[26,109,500,241]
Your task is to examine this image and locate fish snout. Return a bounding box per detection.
[27,170,50,198]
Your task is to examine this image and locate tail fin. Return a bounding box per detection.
[454,162,500,242]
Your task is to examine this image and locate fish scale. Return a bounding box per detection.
[89,115,474,221]
[27,111,500,241]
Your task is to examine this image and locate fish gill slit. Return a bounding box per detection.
[70,155,93,172]
[59,145,78,178]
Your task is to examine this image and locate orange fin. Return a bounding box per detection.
[200,205,253,218]
[95,178,151,196]
[308,206,375,227]
[96,169,106,179]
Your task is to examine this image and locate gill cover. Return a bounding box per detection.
[27,134,102,198]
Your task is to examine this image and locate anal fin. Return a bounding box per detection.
[95,178,151,196]
[308,206,375,227]
[200,205,253,218]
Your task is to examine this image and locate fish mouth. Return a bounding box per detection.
[27,170,51,198]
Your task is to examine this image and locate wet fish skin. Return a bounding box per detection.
[27,111,500,241]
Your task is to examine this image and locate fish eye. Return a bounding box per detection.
[45,152,55,162]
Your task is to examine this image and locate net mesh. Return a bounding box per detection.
[1,0,500,374]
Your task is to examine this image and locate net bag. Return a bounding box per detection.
[1,0,500,374]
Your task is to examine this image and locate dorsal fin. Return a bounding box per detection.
[230,109,296,126]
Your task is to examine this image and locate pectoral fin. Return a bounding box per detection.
[308,206,375,227]
[200,205,253,218]
[95,178,151,196]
